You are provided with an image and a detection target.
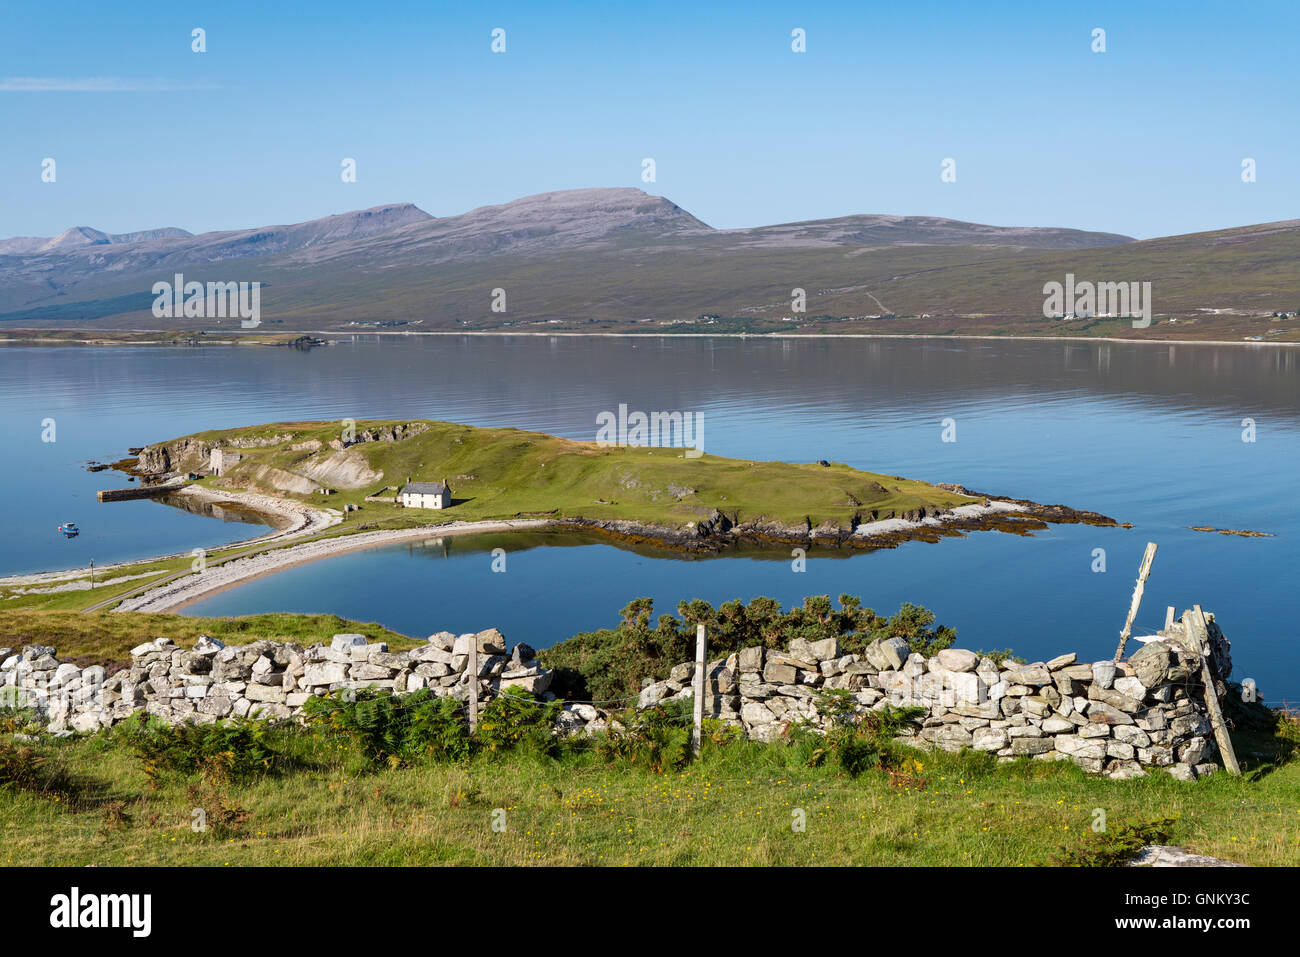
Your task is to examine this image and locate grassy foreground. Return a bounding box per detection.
[3,717,1298,867]
[4,603,1296,868]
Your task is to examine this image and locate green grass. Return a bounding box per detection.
[162,418,979,532]
[3,609,1296,867]
[3,719,1298,867]
[0,557,193,612]
[0,610,420,662]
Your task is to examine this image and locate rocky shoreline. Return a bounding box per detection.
[561,489,1116,554]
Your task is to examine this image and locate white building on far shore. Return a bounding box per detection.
[399,479,451,509]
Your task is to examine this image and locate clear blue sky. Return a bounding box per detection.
[2,0,1295,240]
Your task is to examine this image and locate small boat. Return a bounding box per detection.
[58,522,79,537]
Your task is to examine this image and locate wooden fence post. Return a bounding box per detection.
[1113,542,1158,662]
[468,635,479,734]
[691,623,706,757]
[1188,605,1241,776]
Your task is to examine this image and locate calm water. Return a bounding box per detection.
[2,336,1297,698]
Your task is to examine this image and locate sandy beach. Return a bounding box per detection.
[113,518,556,613]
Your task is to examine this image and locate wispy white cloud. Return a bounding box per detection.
[0,77,221,92]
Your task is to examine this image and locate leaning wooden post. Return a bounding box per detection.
[1189,605,1241,776]
[1113,542,1158,662]
[467,635,479,734]
[691,624,706,757]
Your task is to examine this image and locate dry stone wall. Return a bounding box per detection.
[1,628,550,734]
[1,612,1233,781]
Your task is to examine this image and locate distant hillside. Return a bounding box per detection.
[715,214,1134,251]
[1,187,1296,341]
[0,203,433,313]
[0,225,192,255]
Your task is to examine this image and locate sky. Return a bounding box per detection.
[1,0,1296,241]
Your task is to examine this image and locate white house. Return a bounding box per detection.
[399,479,451,509]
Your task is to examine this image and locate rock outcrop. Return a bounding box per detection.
[135,437,215,476]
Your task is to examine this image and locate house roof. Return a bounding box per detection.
[401,482,449,495]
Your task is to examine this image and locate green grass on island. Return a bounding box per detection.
[149,418,980,532]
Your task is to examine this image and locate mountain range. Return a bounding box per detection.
[2,188,1297,340]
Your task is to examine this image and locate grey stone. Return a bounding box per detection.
[244,683,287,703]
[880,637,911,671]
[1009,737,1054,756]
[1005,665,1052,686]
[193,635,226,655]
[808,637,841,661]
[1114,676,1147,699]
[425,631,456,651]
[303,662,348,687]
[1176,736,1211,765]
[1105,760,1147,780]
[330,633,368,651]
[410,644,454,664]
[972,727,1009,751]
[936,649,979,673]
[1086,701,1135,726]
[736,646,764,673]
[763,661,798,684]
[638,683,669,708]
[1090,660,1117,690]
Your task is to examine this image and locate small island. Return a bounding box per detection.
[133,418,1115,544]
[1,420,1116,615]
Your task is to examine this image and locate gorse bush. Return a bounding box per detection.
[117,713,281,784]
[975,648,1021,666]
[540,594,956,701]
